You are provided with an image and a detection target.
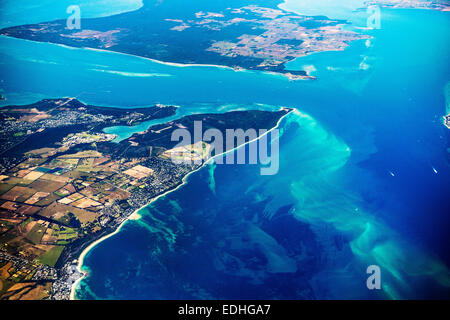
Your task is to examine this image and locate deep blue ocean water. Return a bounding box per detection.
[0,2,449,299]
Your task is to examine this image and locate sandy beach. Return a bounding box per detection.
[69,107,293,300]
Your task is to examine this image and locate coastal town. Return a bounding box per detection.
[0,98,289,299]
[0,99,176,299]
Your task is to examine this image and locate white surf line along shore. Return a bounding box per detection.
[69,107,293,300]
[0,36,235,71]
[86,47,311,81]
[84,46,242,70]
[5,36,291,79]
[0,35,307,82]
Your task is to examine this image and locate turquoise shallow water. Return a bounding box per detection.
[0,0,143,28]
[76,110,449,299]
[0,2,449,299]
[280,0,368,24]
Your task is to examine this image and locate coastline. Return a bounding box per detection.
[0,35,309,82]
[0,2,448,301]
[83,47,313,81]
[69,107,293,300]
